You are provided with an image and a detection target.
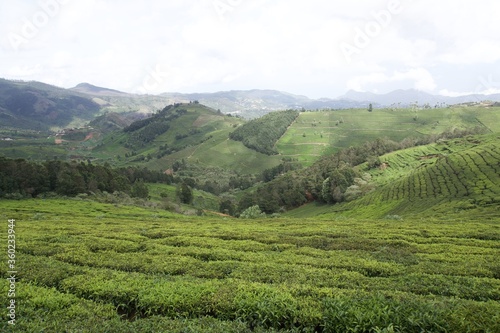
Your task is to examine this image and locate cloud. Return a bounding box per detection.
[347,68,437,92]
[1,0,499,98]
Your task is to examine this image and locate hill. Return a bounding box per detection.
[340,88,500,107]
[287,133,500,220]
[2,78,500,132]
[275,105,500,165]
[70,83,129,97]
[93,102,283,174]
[0,79,101,130]
[229,109,299,155]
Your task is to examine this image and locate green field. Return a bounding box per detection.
[276,107,500,165]
[1,199,499,332]
[287,133,500,221]
[147,183,221,213]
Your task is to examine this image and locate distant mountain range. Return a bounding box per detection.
[73,82,500,116]
[338,89,500,106]
[2,78,500,131]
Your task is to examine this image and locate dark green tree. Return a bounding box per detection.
[131,179,149,198]
[177,182,193,204]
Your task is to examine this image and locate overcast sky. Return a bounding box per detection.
[1,0,500,98]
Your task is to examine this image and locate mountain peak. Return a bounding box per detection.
[71,83,127,96]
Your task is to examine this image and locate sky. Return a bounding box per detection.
[1,0,500,99]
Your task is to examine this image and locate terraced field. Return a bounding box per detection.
[276,106,500,165]
[1,199,499,332]
[311,134,500,220]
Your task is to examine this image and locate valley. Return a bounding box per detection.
[0,79,499,332]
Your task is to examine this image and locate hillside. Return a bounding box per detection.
[93,103,282,174]
[0,79,101,130]
[288,133,500,220]
[229,110,299,155]
[276,105,500,165]
[2,78,500,132]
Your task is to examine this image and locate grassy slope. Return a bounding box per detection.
[0,199,499,332]
[276,106,500,165]
[93,104,282,174]
[289,133,500,220]
[147,183,221,212]
[1,105,497,173]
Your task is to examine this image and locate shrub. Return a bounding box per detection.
[239,205,266,219]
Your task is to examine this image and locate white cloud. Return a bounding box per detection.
[1,0,500,98]
[347,68,437,92]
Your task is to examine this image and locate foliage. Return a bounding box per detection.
[229,110,299,155]
[239,205,266,219]
[177,182,194,204]
[0,157,171,198]
[1,199,499,332]
[131,179,149,199]
[240,127,490,214]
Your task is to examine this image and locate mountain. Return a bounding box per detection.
[70,83,129,97]
[93,102,283,174]
[161,90,371,117]
[339,89,500,106]
[0,78,101,130]
[3,78,500,132]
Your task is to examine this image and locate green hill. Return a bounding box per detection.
[93,103,282,174]
[276,106,500,165]
[288,133,500,219]
[229,110,299,155]
[0,79,101,130]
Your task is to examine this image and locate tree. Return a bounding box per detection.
[219,199,235,216]
[368,103,373,112]
[176,182,193,204]
[131,179,149,198]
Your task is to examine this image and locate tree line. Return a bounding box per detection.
[0,158,172,199]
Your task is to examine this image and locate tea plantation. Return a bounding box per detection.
[1,199,499,332]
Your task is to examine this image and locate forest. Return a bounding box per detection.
[0,158,172,199]
[229,109,299,155]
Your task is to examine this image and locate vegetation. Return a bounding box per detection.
[1,199,499,332]
[229,110,299,155]
[276,106,500,165]
[0,157,172,198]
[320,133,500,219]
[1,97,500,332]
[0,78,100,130]
[239,127,488,215]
